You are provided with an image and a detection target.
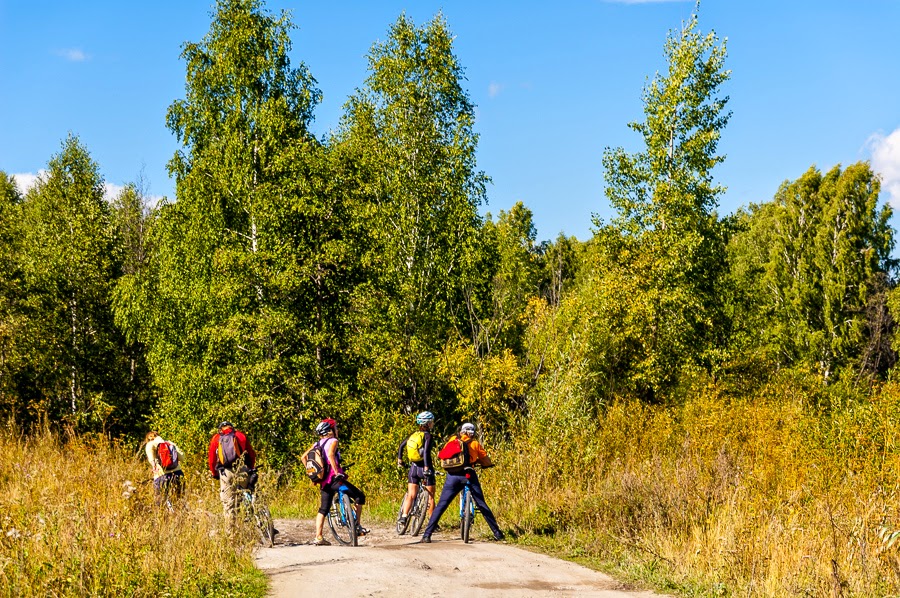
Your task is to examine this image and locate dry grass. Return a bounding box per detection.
[491,380,900,597]
[0,428,266,597]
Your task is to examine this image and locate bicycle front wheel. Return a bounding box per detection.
[396,492,410,535]
[328,492,358,546]
[461,489,473,543]
[254,501,276,548]
[409,487,429,537]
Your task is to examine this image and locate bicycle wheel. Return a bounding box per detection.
[254,500,276,548]
[328,492,358,546]
[461,489,473,543]
[396,491,410,535]
[409,487,429,537]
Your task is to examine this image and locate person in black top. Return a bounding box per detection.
[396,411,436,526]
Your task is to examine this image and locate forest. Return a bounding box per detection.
[3,0,900,596]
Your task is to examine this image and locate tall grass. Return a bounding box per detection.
[491,379,900,596]
[0,429,266,597]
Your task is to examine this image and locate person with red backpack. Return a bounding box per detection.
[207,421,257,522]
[301,418,368,546]
[144,430,184,505]
[419,422,504,543]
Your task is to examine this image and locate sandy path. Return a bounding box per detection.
[255,519,671,597]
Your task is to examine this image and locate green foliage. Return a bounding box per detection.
[729,163,894,381]
[597,11,731,398]
[337,13,487,415]
[113,0,344,460]
[5,137,140,433]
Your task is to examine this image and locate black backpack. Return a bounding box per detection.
[305,439,329,483]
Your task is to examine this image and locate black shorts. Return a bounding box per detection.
[318,478,366,516]
[408,463,436,486]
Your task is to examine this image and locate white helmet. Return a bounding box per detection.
[460,422,476,436]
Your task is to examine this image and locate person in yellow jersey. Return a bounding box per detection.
[396,411,436,530]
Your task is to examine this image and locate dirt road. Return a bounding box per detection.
[255,519,670,597]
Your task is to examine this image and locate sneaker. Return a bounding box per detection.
[419,535,431,543]
[356,526,370,537]
[398,515,408,525]
[313,536,331,546]
[493,532,505,541]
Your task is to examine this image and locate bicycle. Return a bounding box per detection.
[327,481,360,546]
[396,471,443,536]
[459,465,491,543]
[239,470,276,548]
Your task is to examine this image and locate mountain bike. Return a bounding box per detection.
[459,465,491,543]
[327,482,360,546]
[396,471,442,536]
[239,470,275,548]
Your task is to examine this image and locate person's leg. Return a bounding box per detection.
[219,468,239,524]
[152,476,165,506]
[424,469,437,516]
[316,483,336,541]
[467,474,503,538]
[424,484,437,517]
[421,474,465,538]
[401,483,418,517]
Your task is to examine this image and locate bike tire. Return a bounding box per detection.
[255,501,276,548]
[409,487,429,537]
[344,492,358,547]
[461,489,473,543]
[396,492,410,535]
[328,493,354,545]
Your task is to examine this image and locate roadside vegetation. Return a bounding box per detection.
[0,429,266,598]
[2,0,898,596]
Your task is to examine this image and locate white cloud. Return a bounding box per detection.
[869,128,900,207]
[11,172,44,195]
[488,82,504,99]
[11,173,164,206]
[57,48,89,62]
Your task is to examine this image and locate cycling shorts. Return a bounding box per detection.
[408,463,436,486]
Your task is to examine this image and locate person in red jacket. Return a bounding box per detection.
[208,421,257,523]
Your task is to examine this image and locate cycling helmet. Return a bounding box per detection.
[416,411,435,426]
[460,422,476,436]
[315,420,334,436]
[218,421,234,430]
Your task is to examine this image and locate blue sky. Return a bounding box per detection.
[2,1,899,242]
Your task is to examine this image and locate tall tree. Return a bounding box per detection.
[338,13,487,413]
[597,11,731,397]
[16,136,130,430]
[115,0,333,457]
[0,172,23,421]
[729,163,894,380]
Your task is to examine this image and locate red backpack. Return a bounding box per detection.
[438,436,469,473]
[158,441,180,471]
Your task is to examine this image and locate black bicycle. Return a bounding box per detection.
[396,471,442,537]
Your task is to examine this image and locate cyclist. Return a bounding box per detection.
[420,422,504,543]
[396,411,436,527]
[144,430,184,505]
[207,421,257,524]
[304,418,368,546]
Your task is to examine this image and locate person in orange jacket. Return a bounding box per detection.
[419,422,503,543]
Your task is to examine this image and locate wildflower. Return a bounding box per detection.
[6,528,20,539]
